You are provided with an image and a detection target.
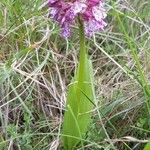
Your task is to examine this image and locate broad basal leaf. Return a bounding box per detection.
[62,55,95,150]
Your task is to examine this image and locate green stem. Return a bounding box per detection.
[76,17,86,150]
[78,17,87,85]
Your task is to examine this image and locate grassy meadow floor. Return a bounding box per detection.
[0,0,150,149]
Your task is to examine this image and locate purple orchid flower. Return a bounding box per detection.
[48,0,107,37]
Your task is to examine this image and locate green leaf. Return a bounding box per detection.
[62,55,95,150]
[144,141,150,150]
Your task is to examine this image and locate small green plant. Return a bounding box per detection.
[48,0,107,149]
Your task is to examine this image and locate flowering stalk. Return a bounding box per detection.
[62,20,95,149]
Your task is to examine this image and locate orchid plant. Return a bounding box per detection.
[48,0,107,149]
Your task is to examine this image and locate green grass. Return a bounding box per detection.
[0,0,150,149]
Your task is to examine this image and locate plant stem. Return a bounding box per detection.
[77,17,87,150]
[78,17,87,85]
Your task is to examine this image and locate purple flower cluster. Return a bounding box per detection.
[48,0,107,37]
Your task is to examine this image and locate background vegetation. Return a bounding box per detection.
[0,0,150,149]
